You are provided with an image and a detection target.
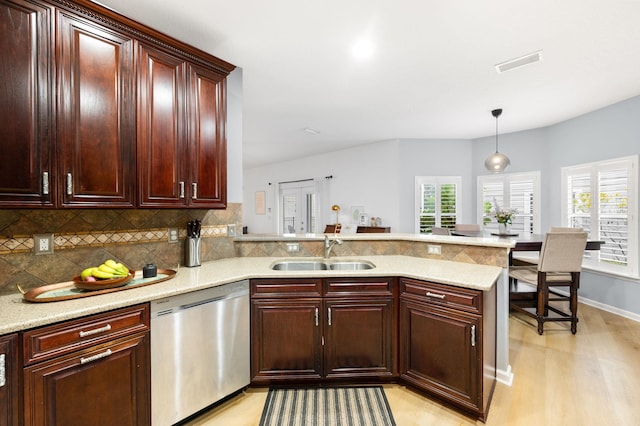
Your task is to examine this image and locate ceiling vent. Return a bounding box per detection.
[495,50,543,73]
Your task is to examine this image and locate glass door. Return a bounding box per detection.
[280,182,317,234]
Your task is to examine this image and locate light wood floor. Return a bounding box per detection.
[184,304,640,425]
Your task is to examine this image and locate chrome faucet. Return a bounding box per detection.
[324,235,343,259]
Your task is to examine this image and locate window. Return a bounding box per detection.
[415,176,461,233]
[562,156,638,277]
[477,171,541,234]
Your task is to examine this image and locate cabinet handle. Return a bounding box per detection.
[80,349,112,365]
[79,324,111,338]
[426,291,446,300]
[66,173,73,195]
[315,308,319,326]
[0,353,5,387]
[42,172,49,195]
[179,181,185,198]
[471,325,476,347]
[327,307,332,326]
[192,182,197,199]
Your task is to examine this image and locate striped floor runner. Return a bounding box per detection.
[259,386,396,426]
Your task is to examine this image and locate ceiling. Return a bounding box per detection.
[95,0,640,168]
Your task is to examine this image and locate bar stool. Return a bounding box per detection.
[509,231,588,334]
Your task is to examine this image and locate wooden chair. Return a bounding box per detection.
[324,224,341,234]
[454,223,481,232]
[512,227,583,266]
[509,231,588,334]
[431,226,451,235]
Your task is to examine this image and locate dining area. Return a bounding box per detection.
[440,224,604,335]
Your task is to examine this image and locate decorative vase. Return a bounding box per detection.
[498,223,510,234]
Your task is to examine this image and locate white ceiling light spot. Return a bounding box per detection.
[495,50,543,73]
[352,39,375,59]
[303,127,320,135]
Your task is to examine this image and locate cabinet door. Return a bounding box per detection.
[137,44,188,207]
[23,333,150,426]
[324,298,395,379]
[0,334,19,426]
[57,11,135,207]
[399,298,481,412]
[187,64,227,208]
[0,0,54,207]
[251,299,322,383]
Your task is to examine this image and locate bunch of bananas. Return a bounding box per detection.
[81,260,130,281]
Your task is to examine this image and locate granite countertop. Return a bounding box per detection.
[0,255,503,335]
[235,232,516,249]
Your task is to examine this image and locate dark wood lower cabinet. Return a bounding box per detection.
[324,298,394,379]
[251,298,323,383]
[250,276,496,421]
[399,278,496,421]
[250,277,396,384]
[400,299,480,408]
[22,304,151,426]
[0,334,19,426]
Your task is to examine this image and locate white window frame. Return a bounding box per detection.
[477,171,541,234]
[561,155,638,278]
[414,176,462,234]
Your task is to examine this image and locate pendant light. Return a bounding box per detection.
[484,108,510,173]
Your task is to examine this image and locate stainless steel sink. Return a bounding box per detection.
[270,259,375,271]
[271,260,329,271]
[327,261,375,270]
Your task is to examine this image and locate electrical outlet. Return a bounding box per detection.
[168,228,179,243]
[427,244,441,255]
[34,234,54,255]
[227,224,236,237]
[286,243,300,253]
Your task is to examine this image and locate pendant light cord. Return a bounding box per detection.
[495,115,499,153]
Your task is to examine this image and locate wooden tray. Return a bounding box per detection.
[21,269,177,303]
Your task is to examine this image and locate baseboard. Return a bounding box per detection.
[578,295,640,323]
[549,288,640,323]
[496,365,513,387]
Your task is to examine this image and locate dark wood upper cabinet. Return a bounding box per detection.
[188,64,227,208]
[0,0,234,209]
[57,10,135,207]
[137,44,188,207]
[0,0,54,207]
[137,45,228,208]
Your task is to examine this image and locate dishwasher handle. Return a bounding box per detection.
[152,288,249,317]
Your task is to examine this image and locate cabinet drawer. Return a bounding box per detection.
[251,278,322,298]
[400,278,481,314]
[324,277,394,297]
[22,304,149,365]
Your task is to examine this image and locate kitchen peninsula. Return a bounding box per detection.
[1,233,513,423]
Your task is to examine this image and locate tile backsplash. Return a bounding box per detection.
[0,204,242,295]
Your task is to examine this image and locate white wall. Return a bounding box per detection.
[226,67,243,203]
[243,139,474,234]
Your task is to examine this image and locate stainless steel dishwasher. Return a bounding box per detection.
[151,280,250,426]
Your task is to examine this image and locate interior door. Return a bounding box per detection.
[280,182,317,233]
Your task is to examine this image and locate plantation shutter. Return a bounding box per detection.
[415,177,461,234]
[562,156,638,277]
[598,165,630,267]
[509,177,535,234]
[477,172,540,234]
